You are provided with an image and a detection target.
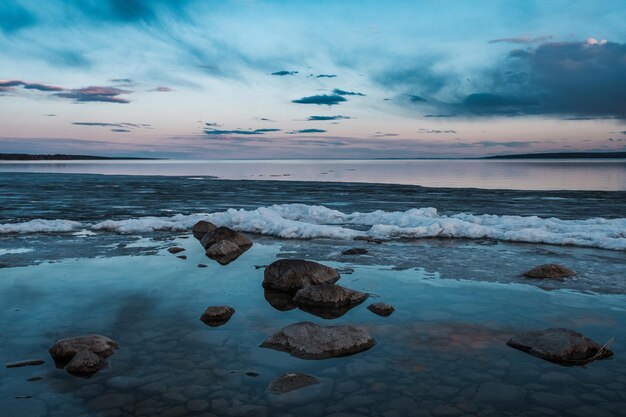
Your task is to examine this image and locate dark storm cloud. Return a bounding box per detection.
[306,115,351,121]
[55,86,131,103]
[0,80,64,92]
[204,128,281,135]
[111,128,131,132]
[271,70,298,76]
[287,129,327,134]
[333,88,365,96]
[292,94,347,105]
[488,35,552,44]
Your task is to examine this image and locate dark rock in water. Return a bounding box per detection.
[65,350,106,375]
[200,306,235,327]
[263,259,340,293]
[27,376,43,382]
[49,334,118,362]
[260,321,376,359]
[167,247,185,254]
[264,289,297,311]
[523,264,576,279]
[192,220,217,239]
[177,255,187,260]
[201,227,253,265]
[342,248,368,255]
[246,371,260,377]
[293,284,368,319]
[507,328,613,365]
[367,302,395,317]
[201,226,252,250]
[269,373,320,394]
[197,263,208,268]
[354,236,383,244]
[6,359,45,368]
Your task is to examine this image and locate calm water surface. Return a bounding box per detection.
[1,159,625,190]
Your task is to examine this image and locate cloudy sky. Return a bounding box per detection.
[1,0,625,158]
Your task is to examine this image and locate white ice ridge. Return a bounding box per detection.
[1,204,625,250]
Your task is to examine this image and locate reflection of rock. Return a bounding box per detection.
[201,227,253,265]
[342,248,368,255]
[367,302,395,317]
[167,247,185,254]
[49,334,118,376]
[65,350,106,375]
[200,306,235,327]
[264,289,296,311]
[269,373,320,394]
[293,284,368,319]
[192,220,217,240]
[263,259,340,293]
[507,328,613,365]
[260,321,376,359]
[523,264,576,279]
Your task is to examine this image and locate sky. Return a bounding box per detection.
[0,0,625,159]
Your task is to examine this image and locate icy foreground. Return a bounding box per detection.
[1,204,625,251]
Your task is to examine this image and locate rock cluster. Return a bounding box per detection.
[192,221,253,265]
[49,334,118,376]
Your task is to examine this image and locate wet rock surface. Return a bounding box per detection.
[260,321,376,359]
[206,240,242,265]
[507,328,613,365]
[293,284,369,319]
[48,334,118,376]
[200,306,235,327]
[167,246,185,254]
[263,259,340,293]
[64,349,106,375]
[5,359,45,368]
[269,373,320,394]
[200,226,253,265]
[523,264,576,279]
[192,220,217,239]
[367,302,395,317]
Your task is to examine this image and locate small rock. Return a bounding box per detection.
[246,371,260,377]
[269,373,320,394]
[206,240,241,265]
[200,306,235,327]
[260,321,376,359]
[263,259,340,293]
[177,255,187,260]
[506,328,613,365]
[168,247,185,254]
[65,349,106,375]
[27,376,43,382]
[342,248,368,255]
[367,303,395,317]
[201,226,252,250]
[192,220,217,239]
[197,264,208,268]
[49,334,118,362]
[523,264,576,279]
[5,359,45,368]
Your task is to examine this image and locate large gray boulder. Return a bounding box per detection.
[49,334,118,362]
[293,284,368,319]
[507,328,613,365]
[260,321,376,359]
[263,260,340,293]
[523,264,576,279]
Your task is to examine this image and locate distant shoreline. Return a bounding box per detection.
[0,151,624,161]
[0,153,160,161]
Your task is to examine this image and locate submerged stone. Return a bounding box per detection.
[269,373,320,394]
[263,259,340,293]
[293,284,368,318]
[523,264,576,279]
[506,328,613,365]
[49,334,118,362]
[200,306,235,327]
[367,302,395,317]
[167,247,185,254]
[342,248,368,255]
[5,359,45,368]
[260,321,376,359]
[65,349,106,375]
